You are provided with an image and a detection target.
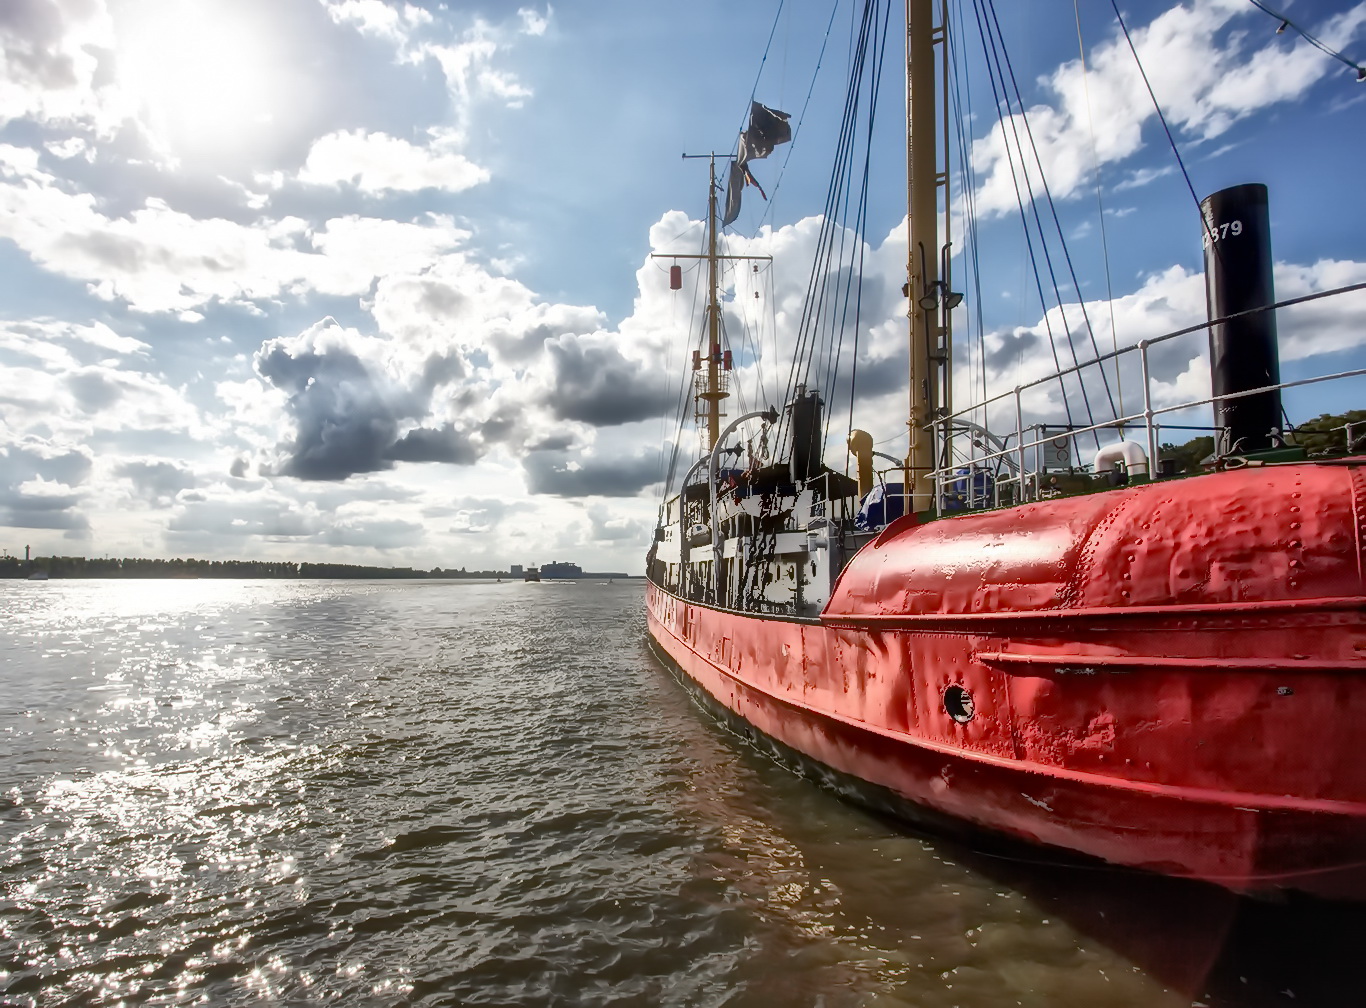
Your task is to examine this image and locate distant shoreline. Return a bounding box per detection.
[1,556,641,580]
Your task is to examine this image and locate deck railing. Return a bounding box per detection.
[924,282,1366,511]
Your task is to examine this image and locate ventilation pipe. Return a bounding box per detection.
[848,429,875,497]
[1092,440,1149,479]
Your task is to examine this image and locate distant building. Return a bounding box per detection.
[540,561,582,579]
[510,564,523,577]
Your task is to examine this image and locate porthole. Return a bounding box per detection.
[944,684,975,723]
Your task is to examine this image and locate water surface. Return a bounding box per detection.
[1,579,1358,1006]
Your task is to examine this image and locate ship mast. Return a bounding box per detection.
[700,156,726,450]
[658,154,771,452]
[905,0,944,510]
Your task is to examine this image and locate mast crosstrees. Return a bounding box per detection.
[655,153,771,452]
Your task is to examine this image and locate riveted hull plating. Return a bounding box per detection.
[646,463,1366,898]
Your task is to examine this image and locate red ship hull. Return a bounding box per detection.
[647,462,1366,898]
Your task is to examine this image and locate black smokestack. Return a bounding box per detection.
[787,386,824,482]
[1201,183,1281,454]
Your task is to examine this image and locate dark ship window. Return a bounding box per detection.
[944,685,975,723]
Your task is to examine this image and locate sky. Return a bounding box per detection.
[0,0,1362,574]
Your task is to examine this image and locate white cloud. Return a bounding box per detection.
[0,157,470,313]
[519,9,549,37]
[0,0,118,133]
[320,0,433,45]
[970,0,1366,216]
[1275,259,1366,361]
[299,129,488,194]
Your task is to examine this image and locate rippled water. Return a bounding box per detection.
[1,579,1361,1006]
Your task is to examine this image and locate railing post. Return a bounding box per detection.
[1139,340,1158,479]
[1014,387,1026,500]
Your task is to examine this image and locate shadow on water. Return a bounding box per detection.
[649,644,1366,1008]
[932,833,1366,1008]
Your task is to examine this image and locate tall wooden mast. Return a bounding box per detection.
[905,0,943,510]
[658,155,771,452]
[700,156,726,450]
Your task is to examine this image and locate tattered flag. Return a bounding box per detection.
[740,102,791,163]
[722,101,791,226]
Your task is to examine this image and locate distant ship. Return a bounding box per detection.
[523,567,541,582]
[646,1,1366,900]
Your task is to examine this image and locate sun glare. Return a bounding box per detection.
[116,0,280,166]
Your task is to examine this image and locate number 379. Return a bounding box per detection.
[1203,219,1243,247]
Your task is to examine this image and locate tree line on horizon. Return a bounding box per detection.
[0,555,513,580]
[1158,409,1365,474]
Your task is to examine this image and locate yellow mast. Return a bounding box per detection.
[658,155,772,452]
[905,0,943,510]
[700,156,726,450]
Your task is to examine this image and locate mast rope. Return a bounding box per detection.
[1109,0,1207,234]
[970,0,1086,439]
[950,0,990,444]
[834,0,892,454]
[983,1,1118,428]
[781,0,887,460]
[747,1,844,236]
[658,225,713,496]
[1073,0,1124,423]
[1246,0,1366,81]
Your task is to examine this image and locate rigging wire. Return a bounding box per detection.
[949,0,990,439]
[782,0,884,421]
[982,1,1117,427]
[1073,0,1123,422]
[969,0,1085,439]
[1109,0,1207,233]
[1246,0,1366,80]
[731,256,772,409]
[741,0,790,135]
[750,0,845,235]
[835,0,892,452]
[658,225,713,496]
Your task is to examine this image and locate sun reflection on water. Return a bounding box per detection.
[5,579,1358,1005]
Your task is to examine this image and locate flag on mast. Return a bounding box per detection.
[722,102,791,226]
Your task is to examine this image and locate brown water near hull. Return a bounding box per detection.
[0,579,1360,1006]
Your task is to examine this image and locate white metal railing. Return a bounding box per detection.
[926,282,1366,510]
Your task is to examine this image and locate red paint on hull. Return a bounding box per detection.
[648,463,1366,898]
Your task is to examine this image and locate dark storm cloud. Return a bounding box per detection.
[0,441,92,531]
[255,324,483,481]
[256,322,486,478]
[523,449,663,498]
[984,326,1041,375]
[257,339,405,479]
[117,460,196,506]
[850,346,910,399]
[542,339,673,427]
[385,424,480,465]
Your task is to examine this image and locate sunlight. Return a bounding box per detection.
[115,0,280,165]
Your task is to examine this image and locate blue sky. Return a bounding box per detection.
[0,0,1362,573]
